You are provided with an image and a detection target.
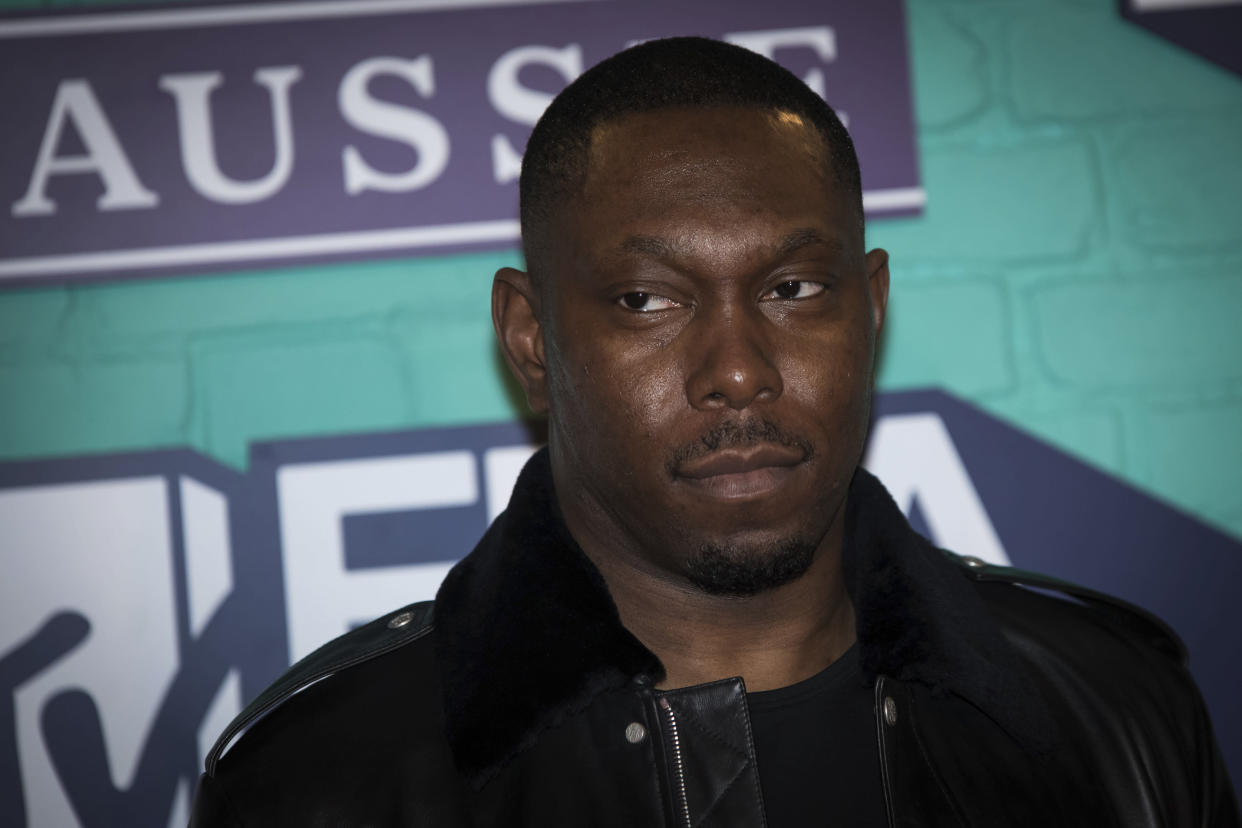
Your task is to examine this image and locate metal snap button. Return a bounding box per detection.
[960,556,987,569]
[388,611,414,629]
[624,722,647,744]
[883,696,898,726]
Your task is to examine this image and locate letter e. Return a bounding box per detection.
[724,27,837,99]
[276,452,476,661]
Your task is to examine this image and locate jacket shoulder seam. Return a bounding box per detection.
[204,600,435,775]
[946,552,1188,665]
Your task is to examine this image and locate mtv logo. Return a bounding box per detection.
[0,463,249,827]
[0,425,540,827]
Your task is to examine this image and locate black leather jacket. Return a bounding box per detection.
[191,453,1239,827]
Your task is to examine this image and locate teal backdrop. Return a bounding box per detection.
[2,0,1241,549]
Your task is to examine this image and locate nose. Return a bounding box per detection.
[684,309,783,411]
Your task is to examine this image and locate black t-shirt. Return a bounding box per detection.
[745,644,888,827]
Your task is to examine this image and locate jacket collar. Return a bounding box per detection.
[434,448,1052,786]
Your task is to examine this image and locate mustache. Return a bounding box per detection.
[667,419,815,474]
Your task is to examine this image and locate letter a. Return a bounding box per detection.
[12,79,159,217]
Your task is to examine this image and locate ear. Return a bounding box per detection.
[492,267,549,414]
[864,248,890,339]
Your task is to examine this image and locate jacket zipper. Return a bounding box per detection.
[659,697,692,828]
[874,676,897,828]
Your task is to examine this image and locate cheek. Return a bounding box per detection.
[560,337,684,432]
[780,330,874,421]
[625,368,683,442]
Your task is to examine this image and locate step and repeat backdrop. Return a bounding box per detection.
[1,1,1240,826]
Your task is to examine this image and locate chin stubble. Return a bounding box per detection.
[684,537,817,597]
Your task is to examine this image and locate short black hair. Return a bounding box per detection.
[519,36,862,274]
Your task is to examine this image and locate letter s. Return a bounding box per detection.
[486,44,583,185]
[339,56,450,195]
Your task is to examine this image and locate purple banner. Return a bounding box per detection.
[0,0,921,287]
[1120,0,1242,77]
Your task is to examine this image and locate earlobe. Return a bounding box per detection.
[492,267,550,414]
[865,248,891,336]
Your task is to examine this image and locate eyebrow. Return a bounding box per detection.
[618,228,842,260]
[777,228,842,257]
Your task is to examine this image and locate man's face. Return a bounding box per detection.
[497,106,888,595]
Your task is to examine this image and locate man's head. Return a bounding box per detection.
[494,37,888,597]
[519,37,864,279]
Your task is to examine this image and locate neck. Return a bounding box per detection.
[581,514,856,693]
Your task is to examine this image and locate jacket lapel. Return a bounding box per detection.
[433,449,661,785]
[844,471,1058,758]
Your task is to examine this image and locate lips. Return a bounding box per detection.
[676,444,805,479]
[674,444,806,499]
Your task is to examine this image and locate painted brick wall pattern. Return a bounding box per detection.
[1,0,1240,542]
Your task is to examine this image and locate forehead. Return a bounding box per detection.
[586,106,830,195]
[555,107,852,268]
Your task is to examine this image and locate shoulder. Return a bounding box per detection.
[945,554,1242,822]
[946,552,1188,666]
[945,553,1204,734]
[194,601,473,824]
[205,600,438,776]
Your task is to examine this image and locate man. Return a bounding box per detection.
[191,38,1237,827]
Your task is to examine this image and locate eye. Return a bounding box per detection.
[617,292,680,312]
[763,280,825,301]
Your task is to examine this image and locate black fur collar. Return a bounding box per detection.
[434,448,1050,786]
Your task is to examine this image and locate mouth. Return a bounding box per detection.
[674,444,806,500]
